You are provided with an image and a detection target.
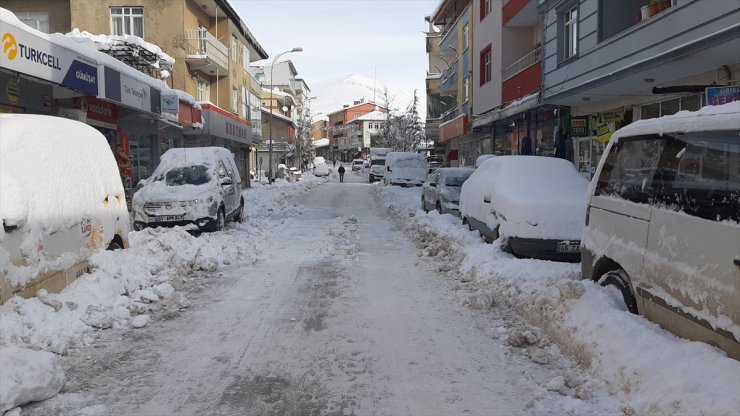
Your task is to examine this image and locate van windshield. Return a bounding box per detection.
[371,159,385,166]
[164,165,211,186]
[396,158,427,169]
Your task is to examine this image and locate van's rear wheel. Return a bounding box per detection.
[421,197,428,212]
[106,235,124,250]
[234,199,245,223]
[601,269,638,314]
[211,207,225,232]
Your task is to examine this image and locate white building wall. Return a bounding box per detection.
[472,0,504,116]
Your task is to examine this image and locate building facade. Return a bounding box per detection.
[2,0,269,186]
[326,101,381,162]
[540,0,740,177]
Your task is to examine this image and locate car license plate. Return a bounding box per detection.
[155,215,183,222]
[556,241,580,253]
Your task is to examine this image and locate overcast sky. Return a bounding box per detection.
[233,0,439,99]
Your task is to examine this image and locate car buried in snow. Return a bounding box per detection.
[132,147,244,232]
[459,156,588,262]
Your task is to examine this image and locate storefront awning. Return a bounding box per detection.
[185,103,252,145]
[473,91,540,128]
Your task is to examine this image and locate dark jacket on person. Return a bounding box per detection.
[338,166,345,174]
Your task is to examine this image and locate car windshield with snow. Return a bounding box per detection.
[132,147,244,232]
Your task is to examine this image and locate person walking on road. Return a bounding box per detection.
[338,164,345,183]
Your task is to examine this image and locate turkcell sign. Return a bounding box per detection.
[1,21,98,95]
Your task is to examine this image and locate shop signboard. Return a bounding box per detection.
[1,20,98,95]
[596,121,616,143]
[706,86,740,106]
[199,103,251,145]
[74,96,117,124]
[161,93,179,120]
[570,116,589,137]
[120,73,150,112]
[58,107,86,122]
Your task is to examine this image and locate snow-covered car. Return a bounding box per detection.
[132,147,244,232]
[581,101,740,359]
[361,162,370,175]
[459,156,588,261]
[421,167,474,217]
[351,159,364,171]
[313,162,331,177]
[383,152,430,187]
[313,156,326,167]
[475,154,496,168]
[0,114,130,301]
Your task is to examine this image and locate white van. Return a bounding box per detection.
[0,114,130,303]
[581,102,740,359]
[383,152,430,187]
[368,147,391,183]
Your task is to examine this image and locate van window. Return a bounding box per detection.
[596,131,740,222]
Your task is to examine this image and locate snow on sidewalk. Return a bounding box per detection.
[0,176,324,413]
[375,184,740,416]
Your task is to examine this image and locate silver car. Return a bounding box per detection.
[421,167,474,217]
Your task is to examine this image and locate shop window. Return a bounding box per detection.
[110,7,144,37]
[16,11,49,33]
[641,95,703,119]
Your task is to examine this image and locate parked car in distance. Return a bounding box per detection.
[459,156,588,261]
[581,102,740,359]
[383,152,430,187]
[351,159,365,171]
[313,156,326,167]
[313,161,331,177]
[132,147,244,232]
[361,162,370,175]
[422,167,475,217]
[369,147,391,183]
[0,114,130,302]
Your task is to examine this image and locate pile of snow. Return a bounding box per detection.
[0,179,321,412]
[376,184,740,415]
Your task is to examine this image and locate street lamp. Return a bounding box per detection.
[268,47,303,182]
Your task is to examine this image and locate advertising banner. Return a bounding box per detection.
[161,93,179,119]
[706,86,740,106]
[74,96,117,124]
[1,20,98,95]
[200,103,251,144]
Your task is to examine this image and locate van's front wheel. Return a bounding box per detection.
[600,269,638,314]
[106,235,124,250]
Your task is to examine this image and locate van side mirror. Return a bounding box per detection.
[137,179,147,189]
[386,167,391,172]
[483,196,491,203]
[220,177,233,186]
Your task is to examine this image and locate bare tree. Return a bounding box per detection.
[384,90,425,152]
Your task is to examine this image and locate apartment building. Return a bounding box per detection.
[326,101,380,162]
[3,0,268,185]
[540,0,740,177]
[347,109,389,159]
[430,0,474,167]
[471,0,559,165]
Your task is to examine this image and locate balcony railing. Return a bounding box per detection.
[441,57,459,86]
[184,28,229,74]
[502,46,541,81]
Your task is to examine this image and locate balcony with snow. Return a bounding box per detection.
[184,28,229,77]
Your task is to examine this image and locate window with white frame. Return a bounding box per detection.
[242,46,250,70]
[196,77,209,102]
[241,86,249,119]
[563,6,578,60]
[231,34,239,62]
[110,7,143,37]
[482,0,492,20]
[464,76,470,103]
[16,12,49,33]
[231,87,239,113]
[463,23,469,51]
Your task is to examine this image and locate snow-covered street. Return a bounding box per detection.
[6,172,621,416]
[2,171,739,416]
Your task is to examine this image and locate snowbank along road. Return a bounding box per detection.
[21,172,624,415]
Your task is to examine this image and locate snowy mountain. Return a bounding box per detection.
[309,74,422,120]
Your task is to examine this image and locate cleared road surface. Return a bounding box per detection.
[23,171,621,416]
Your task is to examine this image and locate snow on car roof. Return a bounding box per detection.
[612,101,740,140]
[0,114,124,232]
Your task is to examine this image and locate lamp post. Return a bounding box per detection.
[268,47,303,183]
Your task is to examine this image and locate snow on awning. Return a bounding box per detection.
[473,91,540,128]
